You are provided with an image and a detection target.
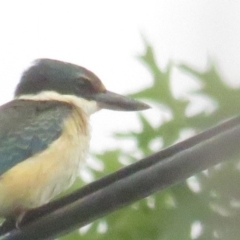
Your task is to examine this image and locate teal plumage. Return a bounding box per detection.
[0,100,72,176]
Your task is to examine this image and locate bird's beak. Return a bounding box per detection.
[92,90,150,111]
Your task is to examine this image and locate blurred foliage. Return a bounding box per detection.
[61,42,240,240]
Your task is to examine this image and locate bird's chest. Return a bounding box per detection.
[32,115,90,206]
[0,109,90,217]
[28,109,90,205]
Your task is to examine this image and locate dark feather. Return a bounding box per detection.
[0,100,72,176]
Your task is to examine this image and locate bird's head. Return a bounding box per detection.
[15,59,150,114]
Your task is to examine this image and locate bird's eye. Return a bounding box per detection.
[75,77,95,95]
[76,77,92,88]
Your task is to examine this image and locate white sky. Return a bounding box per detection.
[0,0,239,152]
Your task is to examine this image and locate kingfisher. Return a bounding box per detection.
[0,59,149,224]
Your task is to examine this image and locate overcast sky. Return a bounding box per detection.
[0,0,239,152]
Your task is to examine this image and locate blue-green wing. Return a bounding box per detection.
[0,99,72,176]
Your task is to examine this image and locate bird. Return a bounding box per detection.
[0,59,149,225]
